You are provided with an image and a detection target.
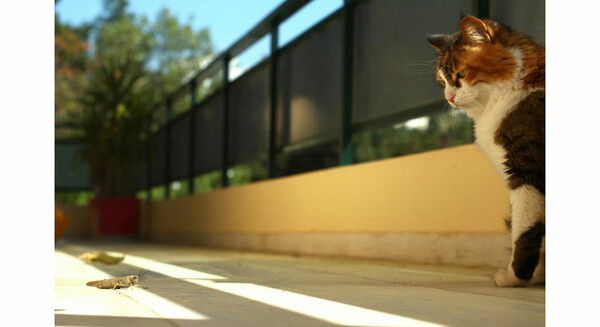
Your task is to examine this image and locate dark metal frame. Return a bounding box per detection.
[340,0,355,166]
[268,18,279,178]
[165,99,172,198]
[188,79,197,194]
[221,54,231,188]
[476,0,490,19]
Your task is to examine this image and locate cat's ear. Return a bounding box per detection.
[460,16,493,44]
[427,34,452,52]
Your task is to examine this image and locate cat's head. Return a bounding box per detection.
[427,16,517,110]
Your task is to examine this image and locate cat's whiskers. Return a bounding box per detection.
[471,98,486,109]
[404,63,437,67]
[404,72,438,76]
[403,65,438,74]
[404,58,439,70]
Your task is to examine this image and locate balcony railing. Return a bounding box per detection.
[55,0,545,201]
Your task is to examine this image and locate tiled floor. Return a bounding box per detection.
[55,240,544,327]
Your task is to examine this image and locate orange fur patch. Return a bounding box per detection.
[433,17,544,91]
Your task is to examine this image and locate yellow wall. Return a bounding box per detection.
[144,144,510,236]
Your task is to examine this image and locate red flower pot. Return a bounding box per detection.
[90,197,139,236]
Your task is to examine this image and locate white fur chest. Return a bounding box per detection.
[472,89,528,182]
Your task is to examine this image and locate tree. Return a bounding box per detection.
[101,0,131,23]
[56,0,215,196]
[151,8,213,94]
[55,9,93,139]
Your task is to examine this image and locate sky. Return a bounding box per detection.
[55,0,342,75]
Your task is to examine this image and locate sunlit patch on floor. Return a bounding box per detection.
[121,253,446,327]
[55,251,208,321]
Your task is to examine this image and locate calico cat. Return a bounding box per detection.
[427,16,545,287]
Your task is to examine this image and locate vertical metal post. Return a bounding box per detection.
[188,80,197,194]
[146,120,152,202]
[281,58,291,151]
[165,100,172,198]
[471,0,489,143]
[476,0,490,19]
[268,18,279,178]
[221,54,231,188]
[340,0,354,166]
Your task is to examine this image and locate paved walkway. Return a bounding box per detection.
[55,240,544,327]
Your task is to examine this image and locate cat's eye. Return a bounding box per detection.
[457,69,467,79]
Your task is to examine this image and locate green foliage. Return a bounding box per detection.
[101,0,131,23]
[136,191,147,201]
[194,171,222,194]
[55,22,92,139]
[353,109,474,164]
[150,186,166,201]
[228,161,268,187]
[169,180,189,198]
[151,8,213,94]
[55,191,95,206]
[137,171,223,201]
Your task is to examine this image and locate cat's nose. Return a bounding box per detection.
[446,95,455,103]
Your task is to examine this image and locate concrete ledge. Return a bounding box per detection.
[151,232,511,268]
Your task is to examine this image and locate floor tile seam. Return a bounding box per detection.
[240,264,546,305]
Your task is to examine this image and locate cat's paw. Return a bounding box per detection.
[529,278,545,286]
[493,268,527,287]
[529,272,545,286]
[529,260,545,286]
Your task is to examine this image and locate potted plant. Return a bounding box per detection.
[59,14,155,237]
[55,1,216,237]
